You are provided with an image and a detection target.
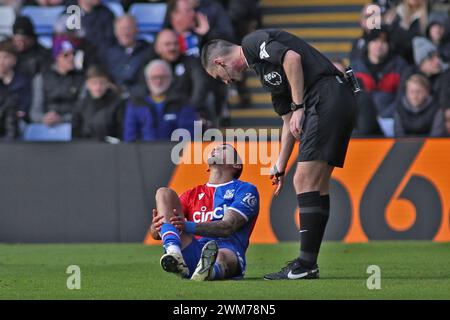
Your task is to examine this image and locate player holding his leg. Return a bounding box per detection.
[149,144,260,281]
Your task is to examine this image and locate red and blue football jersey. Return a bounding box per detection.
[179,179,260,257]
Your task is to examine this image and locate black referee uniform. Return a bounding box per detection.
[241,29,357,167]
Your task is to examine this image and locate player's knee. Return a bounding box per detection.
[216,259,230,279]
[216,251,227,264]
[155,187,175,201]
[216,250,238,279]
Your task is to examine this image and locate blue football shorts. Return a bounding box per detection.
[181,237,246,279]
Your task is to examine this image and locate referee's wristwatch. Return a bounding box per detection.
[290,102,305,111]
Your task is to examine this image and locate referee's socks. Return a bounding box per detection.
[297,191,330,268]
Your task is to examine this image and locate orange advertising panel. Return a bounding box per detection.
[144,139,450,244]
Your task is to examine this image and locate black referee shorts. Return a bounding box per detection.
[298,76,357,168]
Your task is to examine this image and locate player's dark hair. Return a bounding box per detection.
[222,143,243,180]
[201,39,235,70]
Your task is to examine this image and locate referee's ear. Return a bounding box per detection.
[213,58,225,67]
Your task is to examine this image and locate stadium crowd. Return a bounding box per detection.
[349,0,450,137]
[0,0,449,141]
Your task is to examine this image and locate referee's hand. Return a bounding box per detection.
[289,108,305,140]
[270,166,285,196]
[272,175,284,196]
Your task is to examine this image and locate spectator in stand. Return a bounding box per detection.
[384,0,429,64]
[165,0,210,57]
[444,108,450,136]
[425,12,450,63]
[11,16,51,78]
[123,59,198,142]
[72,0,116,52]
[0,40,31,123]
[102,15,153,98]
[30,38,84,126]
[0,42,21,140]
[53,15,100,71]
[152,29,210,120]
[191,0,236,42]
[72,65,124,140]
[409,36,450,110]
[394,73,445,137]
[190,0,238,124]
[352,27,409,134]
[350,3,380,62]
[165,0,233,125]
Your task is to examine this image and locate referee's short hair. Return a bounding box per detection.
[201,39,235,70]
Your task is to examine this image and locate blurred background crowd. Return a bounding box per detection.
[0,0,449,142]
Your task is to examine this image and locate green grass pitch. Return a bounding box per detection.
[1,242,449,299]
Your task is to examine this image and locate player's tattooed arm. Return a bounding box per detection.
[195,209,247,237]
[171,209,247,237]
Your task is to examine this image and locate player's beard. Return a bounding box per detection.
[206,158,220,175]
[207,153,236,165]
[207,155,221,165]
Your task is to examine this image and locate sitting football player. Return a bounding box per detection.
[149,144,260,280]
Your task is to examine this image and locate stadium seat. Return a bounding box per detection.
[104,2,124,17]
[21,6,65,37]
[23,123,72,141]
[129,3,167,35]
[0,6,16,38]
[37,35,53,49]
[377,117,395,138]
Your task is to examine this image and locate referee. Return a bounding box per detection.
[201,29,357,280]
